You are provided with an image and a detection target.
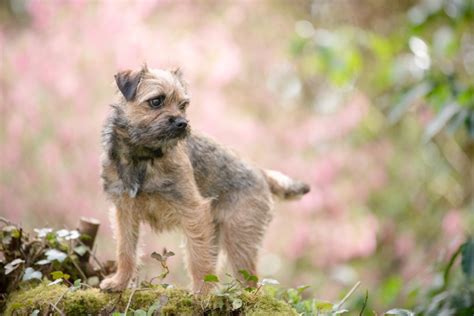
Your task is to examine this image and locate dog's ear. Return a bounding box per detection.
[114,69,143,101]
[171,67,187,91]
[171,67,183,78]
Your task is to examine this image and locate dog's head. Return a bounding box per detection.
[114,64,190,150]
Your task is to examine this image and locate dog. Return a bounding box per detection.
[99,64,310,293]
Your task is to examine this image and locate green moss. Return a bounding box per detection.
[241,291,298,316]
[4,283,297,315]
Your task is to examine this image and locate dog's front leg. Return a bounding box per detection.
[100,205,139,291]
[181,201,217,294]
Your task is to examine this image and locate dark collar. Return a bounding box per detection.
[131,146,163,161]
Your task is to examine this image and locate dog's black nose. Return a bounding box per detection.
[174,118,188,129]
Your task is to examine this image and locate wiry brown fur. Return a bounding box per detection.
[99,65,310,293]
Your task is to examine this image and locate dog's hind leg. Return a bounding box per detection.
[221,195,272,286]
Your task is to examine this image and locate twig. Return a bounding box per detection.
[124,288,137,314]
[50,288,69,316]
[359,290,368,316]
[334,281,361,311]
[0,216,13,226]
[68,240,88,281]
[50,303,65,316]
[77,239,106,274]
[442,244,462,291]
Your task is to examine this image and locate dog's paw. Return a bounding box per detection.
[100,275,129,292]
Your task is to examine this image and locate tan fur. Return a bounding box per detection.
[99,66,309,293]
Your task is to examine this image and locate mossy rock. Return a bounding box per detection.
[4,283,297,315]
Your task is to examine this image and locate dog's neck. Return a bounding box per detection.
[129,145,164,161]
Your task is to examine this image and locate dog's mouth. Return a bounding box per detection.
[170,125,190,139]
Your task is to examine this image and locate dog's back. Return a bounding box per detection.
[186,132,310,207]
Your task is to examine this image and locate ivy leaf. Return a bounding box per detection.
[4,258,25,275]
[34,228,53,238]
[74,279,81,288]
[48,278,63,286]
[259,278,279,286]
[87,276,100,287]
[423,102,460,142]
[56,229,70,238]
[35,259,51,265]
[133,310,147,316]
[45,249,67,262]
[22,267,42,281]
[238,270,251,280]
[297,285,310,294]
[51,271,67,280]
[147,296,168,316]
[388,82,432,124]
[461,238,474,279]
[204,274,219,283]
[10,228,20,238]
[315,301,333,312]
[151,252,163,262]
[163,250,175,258]
[74,245,88,256]
[385,309,415,316]
[65,230,80,240]
[232,298,243,310]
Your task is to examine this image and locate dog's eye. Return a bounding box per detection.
[179,101,189,111]
[148,95,166,108]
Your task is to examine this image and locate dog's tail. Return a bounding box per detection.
[263,169,310,200]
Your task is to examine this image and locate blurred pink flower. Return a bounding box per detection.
[442,209,463,236]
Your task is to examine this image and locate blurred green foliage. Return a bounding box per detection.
[289,0,473,313]
[291,0,473,139]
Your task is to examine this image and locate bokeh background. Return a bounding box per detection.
[1,0,473,312]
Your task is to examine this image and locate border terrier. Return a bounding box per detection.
[99,64,310,293]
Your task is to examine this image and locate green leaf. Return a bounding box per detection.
[259,278,279,286]
[297,285,310,295]
[134,310,147,316]
[51,271,64,280]
[248,275,258,283]
[74,279,81,288]
[87,276,100,287]
[34,228,53,238]
[45,249,67,263]
[35,259,51,265]
[384,308,415,316]
[315,301,333,312]
[239,270,251,280]
[73,245,88,256]
[423,102,460,142]
[461,238,474,279]
[22,267,42,281]
[151,252,163,262]
[204,274,219,283]
[147,296,168,316]
[4,258,24,275]
[10,228,20,238]
[163,250,175,258]
[380,276,402,305]
[388,82,432,123]
[232,298,243,310]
